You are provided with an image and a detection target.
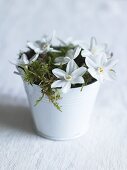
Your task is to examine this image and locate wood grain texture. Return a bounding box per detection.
[0,0,127,169]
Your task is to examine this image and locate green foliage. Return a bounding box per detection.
[20,60,61,111]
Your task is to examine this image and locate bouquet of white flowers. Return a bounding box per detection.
[16,33,118,110]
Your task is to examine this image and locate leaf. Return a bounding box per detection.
[34,94,44,106]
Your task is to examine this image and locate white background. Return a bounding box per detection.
[0,0,127,169]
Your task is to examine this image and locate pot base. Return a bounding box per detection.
[35,128,89,141]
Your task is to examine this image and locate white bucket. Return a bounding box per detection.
[23,81,100,141]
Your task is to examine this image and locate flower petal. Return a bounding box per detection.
[96,53,107,66]
[104,70,116,81]
[65,47,81,60]
[30,53,39,63]
[22,54,29,64]
[90,37,97,50]
[88,68,98,80]
[41,35,51,44]
[51,80,66,88]
[108,70,116,80]
[27,41,35,50]
[73,47,81,59]
[54,57,66,65]
[49,48,60,53]
[85,57,97,68]
[64,57,71,63]
[66,49,73,58]
[71,67,87,78]
[105,58,118,69]
[93,44,107,54]
[81,49,92,58]
[98,74,105,83]
[27,41,43,53]
[66,60,78,74]
[72,76,84,84]
[54,57,70,65]
[61,82,71,93]
[27,41,38,50]
[52,68,66,78]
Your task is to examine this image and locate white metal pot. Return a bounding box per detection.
[23,81,100,141]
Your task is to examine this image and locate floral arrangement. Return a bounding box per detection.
[16,33,118,110]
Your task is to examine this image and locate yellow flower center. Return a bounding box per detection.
[98,67,104,74]
[65,75,72,81]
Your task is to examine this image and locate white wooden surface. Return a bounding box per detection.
[0,0,127,169]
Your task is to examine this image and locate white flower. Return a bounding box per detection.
[54,47,81,65]
[18,53,38,66]
[81,37,108,58]
[27,33,59,62]
[51,60,87,93]
[18,54,29,65]
[85,53,118,82]
[57,37,85,47]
